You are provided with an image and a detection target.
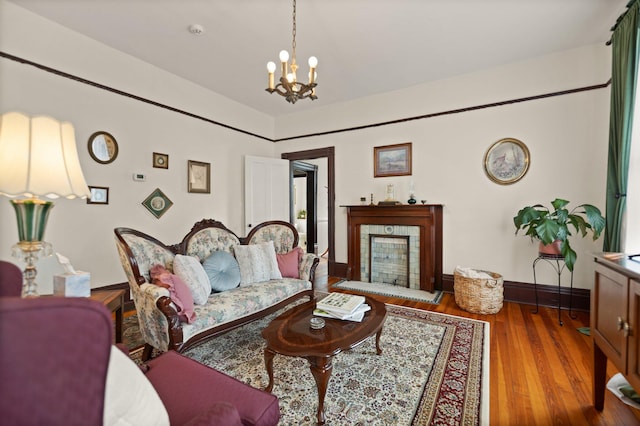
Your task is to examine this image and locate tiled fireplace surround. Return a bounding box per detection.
[345,205,443,292]
[361,226,419,288]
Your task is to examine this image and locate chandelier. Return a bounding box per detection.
[266,0,318,104]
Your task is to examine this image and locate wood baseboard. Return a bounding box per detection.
[331,263,590,312]
[330,261,349,278]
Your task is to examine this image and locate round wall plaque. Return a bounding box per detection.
[484,138,530,185]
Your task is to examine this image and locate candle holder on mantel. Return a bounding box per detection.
[408,194,417,204]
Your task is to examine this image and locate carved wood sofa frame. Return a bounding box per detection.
[114,219,319,360]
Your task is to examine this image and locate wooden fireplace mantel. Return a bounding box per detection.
[344,204,443,292]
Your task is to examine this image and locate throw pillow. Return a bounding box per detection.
[276,247,303,278]
[150,264,196,323]
[104,346,170,426]
[202,251,241,292]
[233,241,282,285]
[173,254,211,305]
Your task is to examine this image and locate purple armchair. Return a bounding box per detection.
[0,260,22,297]
[0,297,280,426]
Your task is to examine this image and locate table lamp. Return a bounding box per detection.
[0,112,90,297]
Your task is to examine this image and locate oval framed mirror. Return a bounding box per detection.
[88,131,119,164]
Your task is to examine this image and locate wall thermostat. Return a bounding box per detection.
[133,173,146,182]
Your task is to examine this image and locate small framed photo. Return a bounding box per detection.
[153,152,169,169]
[188,160,211,194]
[142,188,173,219]
[374,142,412,177]
[87,186,109,204]
[484,138,530,185]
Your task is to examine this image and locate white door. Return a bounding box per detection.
[244,155,290,232]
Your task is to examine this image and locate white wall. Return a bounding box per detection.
[625,86,640,254]
[274,44,612,289]
[0,1,275,292]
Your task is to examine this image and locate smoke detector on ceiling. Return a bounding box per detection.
[188,24,204,35]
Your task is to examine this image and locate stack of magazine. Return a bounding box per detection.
[313,293,370,322]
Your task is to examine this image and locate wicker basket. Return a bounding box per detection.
[454,270,504,314]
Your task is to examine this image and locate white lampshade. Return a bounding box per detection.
[0,112,90,199]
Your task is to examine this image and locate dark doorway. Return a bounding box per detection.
[292,161,318,253]
[281,147,336,275]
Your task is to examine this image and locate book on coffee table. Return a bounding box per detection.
[314,303,371,322]
[316,293,366,316]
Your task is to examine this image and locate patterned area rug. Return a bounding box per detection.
[124,304,489,425]
[122,314,145,350]
[332,280,443,304]
[124,305,489,425]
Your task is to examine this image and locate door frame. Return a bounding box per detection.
[282,147,336,275]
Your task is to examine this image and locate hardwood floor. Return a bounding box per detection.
[323,275,640,425]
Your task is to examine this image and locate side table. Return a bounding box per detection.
[532,254,576,326]
[90,289,126,343]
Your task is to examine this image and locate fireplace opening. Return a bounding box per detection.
[369,234,410,287]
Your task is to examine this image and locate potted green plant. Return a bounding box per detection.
[513,198,605,271]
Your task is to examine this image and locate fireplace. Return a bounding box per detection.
[362,227,419,288]
[369,233,410,287]
[345,205,443,292]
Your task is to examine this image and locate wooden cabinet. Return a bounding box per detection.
[592,254,640,410]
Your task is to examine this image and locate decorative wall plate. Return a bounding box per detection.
[484,138,530,185]
[142,188,173,218]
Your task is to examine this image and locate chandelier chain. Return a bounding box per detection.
[291,0,297,63]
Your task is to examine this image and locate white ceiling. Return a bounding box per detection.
[7,0,629,118]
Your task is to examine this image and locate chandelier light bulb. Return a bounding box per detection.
[308,56,318,67]
[267,62,276,73]
[287,73,295,83]
[279,50,290,62]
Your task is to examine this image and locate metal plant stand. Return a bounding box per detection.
[532,253,576,326]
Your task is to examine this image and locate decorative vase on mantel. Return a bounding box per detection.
[538,240,562,256]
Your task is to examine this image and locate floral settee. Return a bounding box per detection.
[114,219,318,360]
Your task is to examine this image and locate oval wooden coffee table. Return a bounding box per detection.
[261,295,387,425]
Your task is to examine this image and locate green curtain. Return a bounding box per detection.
[604,0,640,252]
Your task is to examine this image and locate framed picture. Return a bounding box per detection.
[153,152,169,169]
[374,142,412,177]
[87,186,109,204]
[484,138,530,185]
[188,160,211,193]
[142,188,173,218]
